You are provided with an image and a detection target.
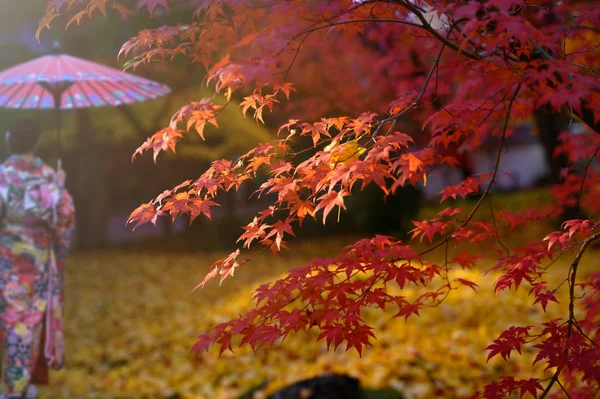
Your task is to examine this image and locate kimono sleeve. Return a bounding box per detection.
[52,187,75,261]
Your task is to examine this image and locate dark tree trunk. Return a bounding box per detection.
[534,104,570,184]
[72,109,109,250]
[534,105,583,222]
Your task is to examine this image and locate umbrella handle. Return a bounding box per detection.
[57,158,62,172]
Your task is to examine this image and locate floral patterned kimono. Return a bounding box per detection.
[0,155,75,395]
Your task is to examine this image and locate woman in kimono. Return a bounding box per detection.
[0,119,75,398]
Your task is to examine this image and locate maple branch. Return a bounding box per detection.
[573,320,600,349]
[556,378,572,399]
[572,25,600,34]
[576,144,600,206]
[569,62,599,80]
[372,48,442,136]
[287,15,428,80]
[393,1,480,60]
[567,233,600,330]
[421,82,522,256]
[488,198,510,257]
[539,231,600,399]
[296,18,424,36]
[371,18,465,137]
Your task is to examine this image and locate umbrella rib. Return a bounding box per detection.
[82,80,114,107]
[0,83,26,107]
[18,82,40,108]
[37,55,54,82]
[0,84,14,98]
[111,80,152,102]
[75,81,96,107]
[0,56,47,84]
[96,80,130,105]
[61,54,79,81]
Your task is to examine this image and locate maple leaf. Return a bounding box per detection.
[219,249,242,284]
[529,283,559,312]
[454,278,479,292]
[138,0,169,16]
[273,82,296,99]
[451,252,482,269]
[191,333,214,354]
[238,217,270,248]
[162,192,191,221]
[562,219,593,238]
[193,265,219,291]
[188,198,219,223]
[277,119,300,137]
[389,96,415,115]
[439,176,481,202]
[409,219,446,243]
[437,207,462,218]
[486,326,532,362]
[48,0,68,12]
[291,199,316,223]
[36,9,58,41]
[317,324,344,351]
[517,378,543,399]
[393,302,421,321]
[314,190,349,224]
[300,122,330,147]
[66,10,91,29]
[127,202,159,230]
[132,127,184,163]
[265,219,296,251]
[391,153,427,190]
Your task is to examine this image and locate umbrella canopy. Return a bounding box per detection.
[0,54,170,109]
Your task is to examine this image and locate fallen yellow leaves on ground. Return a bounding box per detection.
[37,237,596,399]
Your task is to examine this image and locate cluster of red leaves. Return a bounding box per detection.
[193,236,441,356]
[43,0,600,397]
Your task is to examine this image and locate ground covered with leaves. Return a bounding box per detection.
[36,225,597,399]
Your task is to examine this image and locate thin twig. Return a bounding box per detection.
[394,1,479,60]
[539,232,600,399]
[488,198,511,257]
[420,82,522,256]
[577,144,600,205]
[556,378,572,399]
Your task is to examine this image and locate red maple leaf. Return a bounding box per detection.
[127,202,159,230]
[518,378,543,399]
[455,278,479,292]
[486,326,532,362]
[265,219,296,251]
[314,190,349,224]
